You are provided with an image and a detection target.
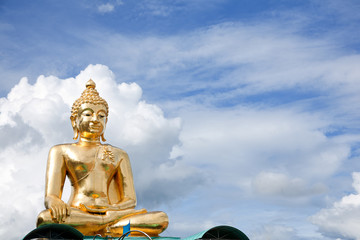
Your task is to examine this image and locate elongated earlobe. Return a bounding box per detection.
[70,116,79,140]
[73,129,79,140]
[101,133,106,142]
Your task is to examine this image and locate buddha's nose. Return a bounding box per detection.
[91,115,99,122]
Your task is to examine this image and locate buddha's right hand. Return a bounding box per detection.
[45,195,71,223]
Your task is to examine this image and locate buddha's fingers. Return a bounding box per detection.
[61,206,67,221]
[50,206,56,220]
[66,205,71,216]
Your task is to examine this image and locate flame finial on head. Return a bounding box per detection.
[86,79,96,89]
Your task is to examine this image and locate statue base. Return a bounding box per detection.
[23,224,249,240]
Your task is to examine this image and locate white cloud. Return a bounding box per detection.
[174,106,350,193]
[252,172,327,198]
[311,172,360,240]
[0,64,184,239]
[98,3,115,13]
[97,0,123,13]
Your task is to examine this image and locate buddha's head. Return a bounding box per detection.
[71,79,109,142]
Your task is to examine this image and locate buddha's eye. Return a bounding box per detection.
[98,111,106,119]
[82,110,93,117]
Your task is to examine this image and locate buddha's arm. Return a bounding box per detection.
[112,151,137,210]
[44,145,70,222]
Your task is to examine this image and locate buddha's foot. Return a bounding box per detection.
[105,211,169,237]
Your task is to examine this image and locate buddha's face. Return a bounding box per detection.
[74,103,108,140]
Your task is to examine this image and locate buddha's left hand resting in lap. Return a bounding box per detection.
[37,80,168,237]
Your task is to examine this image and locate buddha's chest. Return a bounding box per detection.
[65,146,119,183]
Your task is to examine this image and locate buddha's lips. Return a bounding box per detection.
[89,125,101,130]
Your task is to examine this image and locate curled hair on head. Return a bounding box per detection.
[71,79,109,120]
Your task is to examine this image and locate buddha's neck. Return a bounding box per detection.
[78,137,101,146]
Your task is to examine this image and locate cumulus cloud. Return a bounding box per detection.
[311,172,360,240]
[173,106,350,194]
[252,172,327,198]
[0,64,187,239]
[161,103,353,238]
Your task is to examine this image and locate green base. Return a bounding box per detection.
[23,224,249,240]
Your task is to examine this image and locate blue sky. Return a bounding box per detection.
[1,1,360,240]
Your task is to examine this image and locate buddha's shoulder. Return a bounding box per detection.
[48,143,78,152]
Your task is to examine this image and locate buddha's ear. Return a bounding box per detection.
[100,116,108,142]
[70,116,79,140]
[101,134,106,142]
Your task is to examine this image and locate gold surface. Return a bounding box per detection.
[37,80,168,237]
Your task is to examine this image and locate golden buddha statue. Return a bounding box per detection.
[36,79,169,237]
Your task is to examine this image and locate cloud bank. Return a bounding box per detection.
[312,172,360,240]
